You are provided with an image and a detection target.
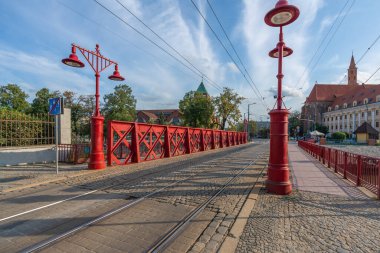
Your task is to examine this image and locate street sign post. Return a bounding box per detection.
[49,97,64,174]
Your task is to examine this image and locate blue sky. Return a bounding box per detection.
[0,0,379,120]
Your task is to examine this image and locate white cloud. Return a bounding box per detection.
[239,0,325,114]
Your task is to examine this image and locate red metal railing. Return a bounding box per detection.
[107,121,247,166]
[298,140,380,199]
[58,144,91,164]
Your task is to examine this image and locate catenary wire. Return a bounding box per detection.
[297,0,350,90]
[205,0,266,104]
[92,0,223,92]
[304,0,355,88]
[190,0,269,110]
[114,0,223,91]
[57,1,203,85]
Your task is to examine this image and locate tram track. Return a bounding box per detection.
[0,144,251,224]
[19,145,268,253]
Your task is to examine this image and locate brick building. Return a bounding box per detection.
[302,55,380,138]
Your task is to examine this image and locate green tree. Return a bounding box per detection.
[0,84,30,112]
[70,95,95,142]
[332,131,346,140]
[102,84,136,122]
[288,110,301,138]
[213,87,244,130]
[30,88,60,114]
[179,91,214,128]
[316,123,329,134]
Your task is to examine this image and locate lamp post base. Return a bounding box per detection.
[88,115,106,170]
[266,108,292,195]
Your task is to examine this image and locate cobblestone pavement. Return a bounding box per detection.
[0,143,268,252]
[36,144,269,253]
[236,189,380,253]
[0,144,248,197]
[237,144,380,253]
[328,145,380,158]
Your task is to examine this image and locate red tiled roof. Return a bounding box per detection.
[330,84,380,108]
[306,84,354,103]
[137,111,158,120]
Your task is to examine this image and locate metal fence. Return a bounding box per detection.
[298,140,380,199]
[0,110,55,147]
[58,144,91,164]
[107,121,248,166]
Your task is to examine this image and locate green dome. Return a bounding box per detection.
[196,81,208,95]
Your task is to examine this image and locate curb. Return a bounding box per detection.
[1,170,97,194]
[219,170,265,253]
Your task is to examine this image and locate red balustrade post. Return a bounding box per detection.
[328,148,331,168]
[226,132,230,147]
[343,152,347,179]
[357,155,362,186]
[334,150,338,173]
[322,147,325,164]
[107,121,112,166]
[220,132,223,148]
[200,129,205,151]
[211,130,216,149]
[164,126,171,158]
[185,127,191,154]
[377,160,380,200]
[132,122,140,163]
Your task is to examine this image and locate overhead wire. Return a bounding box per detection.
[205,0,266,103]
[190,0,269,110]
[298,0,355,90]
[57,1,201,83]
[92,0,223,92]
[114,0,223,91]
[296,0,350,90]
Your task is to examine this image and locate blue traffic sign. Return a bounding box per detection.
[49,97,64,115]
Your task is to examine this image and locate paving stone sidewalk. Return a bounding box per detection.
[237,143,380,253]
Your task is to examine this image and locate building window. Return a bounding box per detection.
[376,122,379,128]
[353,101,357,107]
[328,107,332,112]
[376,110,379,116]
[344,115,347,119]
[376,95,380,102]
[364,98,368,104]
[343,103,347,108]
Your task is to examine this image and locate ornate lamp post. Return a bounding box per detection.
[62,44,125,170]
[264,0,299,195]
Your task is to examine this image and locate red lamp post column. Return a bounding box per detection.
[62,44,125,170]
[264,0,299,195]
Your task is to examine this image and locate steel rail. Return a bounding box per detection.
[1,145,250,224]
[20,145,257,253]
[147,154,266,253]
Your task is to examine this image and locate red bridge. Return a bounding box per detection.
[107,121,247,166]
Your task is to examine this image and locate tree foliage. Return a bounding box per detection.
[30,88,60,114]
[0,84,30,112]
[213,87,244,130]
[0,108,47,146]
[316,123,329,134]
[288,110,301,137]
[102,84,136,122]
[332,131,346,140]
[179,91,214,128]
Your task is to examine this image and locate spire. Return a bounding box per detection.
[196,79,209,96]
[349,53,356,68]
[347,54,358,86]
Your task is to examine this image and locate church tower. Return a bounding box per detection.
[347,54,358,86]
